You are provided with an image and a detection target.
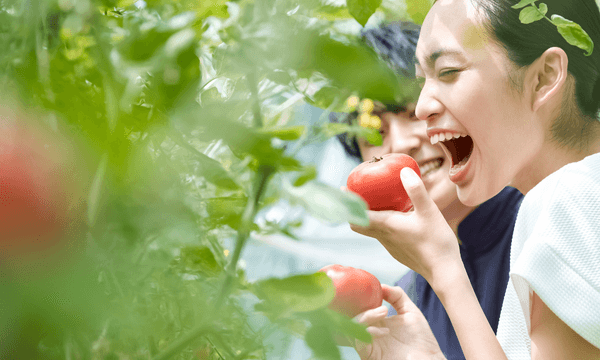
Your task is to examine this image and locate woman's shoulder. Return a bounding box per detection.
[512,151,600,271]
[523,152,600,208]
[509,153,600,350]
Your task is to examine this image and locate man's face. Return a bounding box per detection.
[356,107,461,214]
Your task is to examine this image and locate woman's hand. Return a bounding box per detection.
[354,284,446,360]
[349,168,461,287]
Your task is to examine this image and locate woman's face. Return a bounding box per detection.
[414,0,544,206]
[357,108,468,218]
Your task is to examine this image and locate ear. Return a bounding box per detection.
[529,47,569,112]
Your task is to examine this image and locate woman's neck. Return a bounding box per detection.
[443,199,477,236]
[512,133,600,195]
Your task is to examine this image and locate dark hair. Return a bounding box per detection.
[472,0,600,148]
[330,21,421,161]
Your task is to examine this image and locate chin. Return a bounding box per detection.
[457,185,492,207]
[458,179,508,206]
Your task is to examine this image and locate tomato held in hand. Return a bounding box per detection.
[346,153,421,212]
[319,264,383,318]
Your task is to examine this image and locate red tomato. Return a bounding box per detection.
[346,153,421,212]
[0,114,77,258]
[319,264,383,318]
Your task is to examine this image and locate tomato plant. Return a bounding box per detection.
[0,0,424,357]
[319,264,383,318]
[1,0,582,358]
[347,153,421,212]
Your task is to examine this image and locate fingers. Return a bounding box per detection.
[400,167,437,214]
[349,209,399,236]
[381,284,416,315]
[356,305,391,339]
[366,326,390,338]
[356,305,388,325]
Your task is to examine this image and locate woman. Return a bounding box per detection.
[350,0,600,358]
[331,21,523,359]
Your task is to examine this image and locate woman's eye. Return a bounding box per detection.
[439,69,459,78]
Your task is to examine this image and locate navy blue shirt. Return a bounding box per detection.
[388,187,523,360]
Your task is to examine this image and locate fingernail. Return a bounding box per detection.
[400,167,419,187]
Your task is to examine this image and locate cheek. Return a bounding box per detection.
[358,142,387,160]
[430,178,459,208]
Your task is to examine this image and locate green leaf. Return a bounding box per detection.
[511,0,537,9]
[305,325,341,360]
[346,0,382,26]
[293,166,317,187]
[518,6,545,24]
[254,273,336,316]
[164,29,196,59]
[303,309,372,344]
[319,122,353,137]
[87,154,109,227]
[282,181,369,226]
[310,86,344,111]
[173,246,223,276]
[327,310,372,343]
[259,125,306,140]
[172,101,296,169]
[169,130,240,190]
[405,0,432,25]
[319,123,382,146]
[194,151,240,190]
[356,126,383,146]
[551,15,594,56]
[266,70,292,85]
[537,3,547,16]
[205,196,248,228]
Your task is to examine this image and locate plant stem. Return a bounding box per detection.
[151,166,273,360]
[151,325,213,360]
[247,71,263,128]
[214,165,272,307]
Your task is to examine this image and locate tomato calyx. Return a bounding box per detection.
[369,156,384,163]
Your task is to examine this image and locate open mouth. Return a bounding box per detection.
[441,135,474,169]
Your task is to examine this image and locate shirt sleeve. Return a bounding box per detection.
[510,162,600,349]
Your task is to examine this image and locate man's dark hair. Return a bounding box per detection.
[329,22,421,161]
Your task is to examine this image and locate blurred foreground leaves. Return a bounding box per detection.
[0,0,419,358]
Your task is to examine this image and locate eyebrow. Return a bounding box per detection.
[414,49,464,69]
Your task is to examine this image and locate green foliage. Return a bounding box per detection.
[347,0,383,26]
[550,15,594,56]
[405,0,432,25]
[1,0,388,358]
[512,0,594,56]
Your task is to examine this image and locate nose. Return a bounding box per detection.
[388,118,427,157]
[415,79,443,125]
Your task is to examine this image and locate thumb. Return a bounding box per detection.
[400,167,436,213]
[382,284,417,315]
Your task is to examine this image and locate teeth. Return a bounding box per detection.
[419,159,443,177]
[449,153,471,176]
[429,132,468,145]
[430,134,439,145]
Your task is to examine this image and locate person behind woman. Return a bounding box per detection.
[330,22,523,360]
[349,0,600,358]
